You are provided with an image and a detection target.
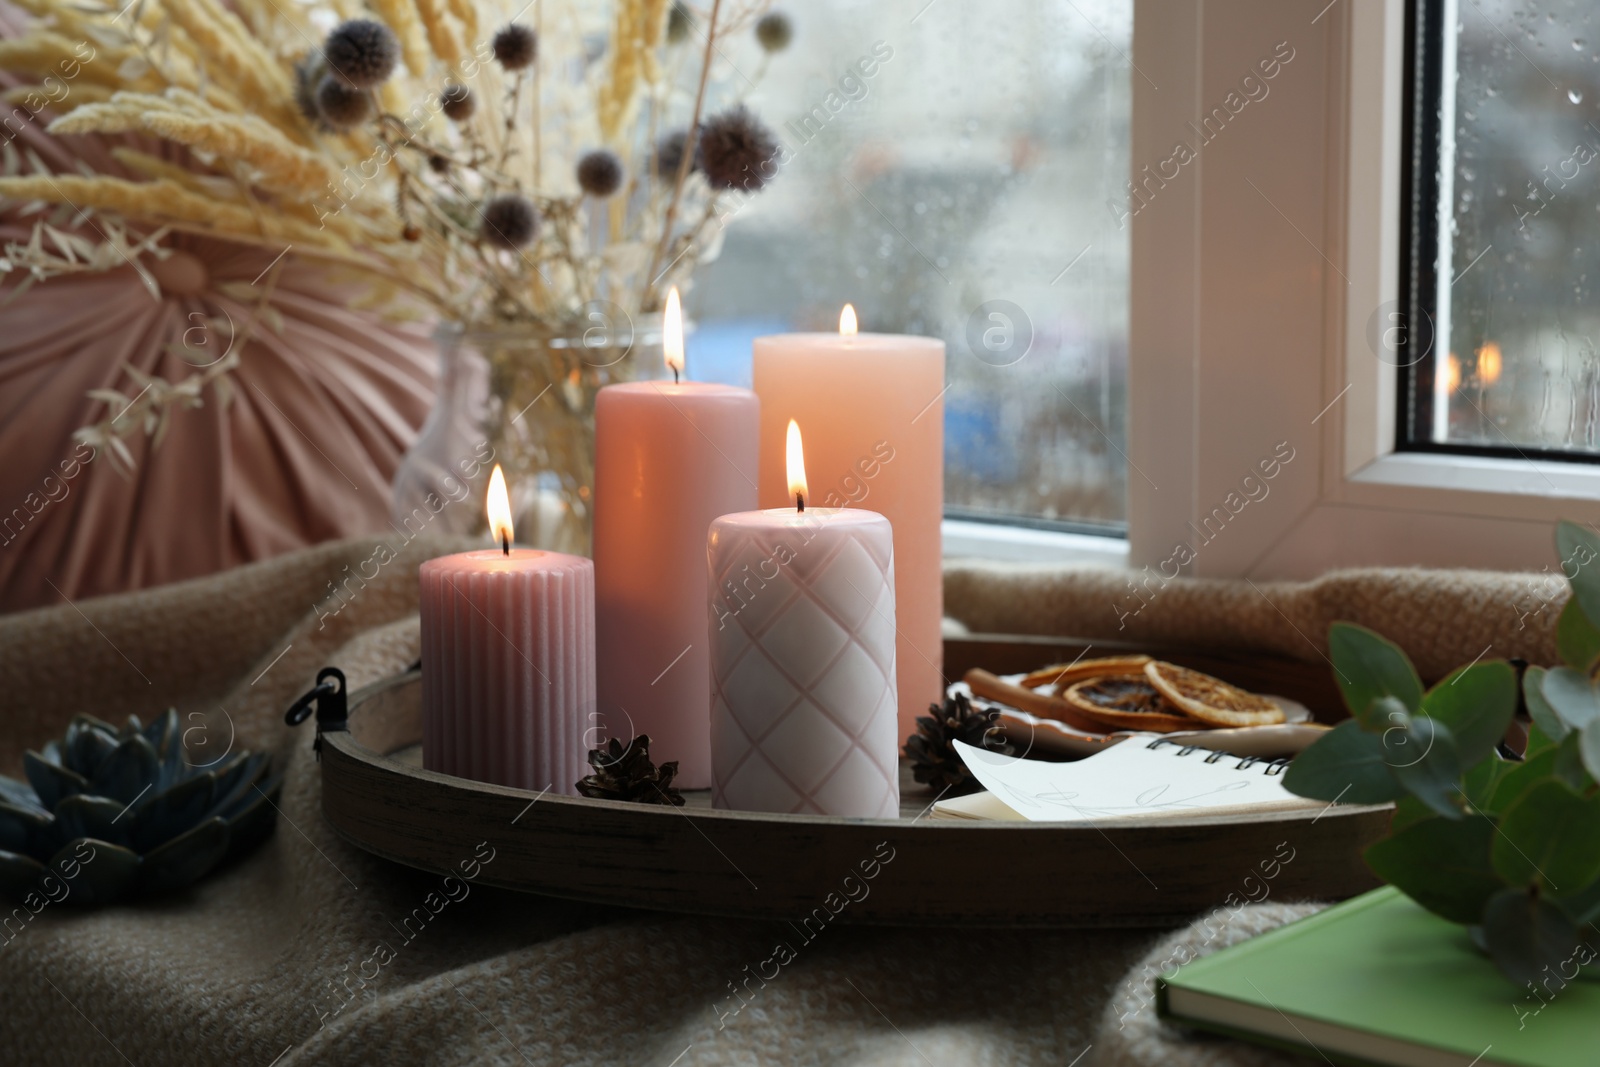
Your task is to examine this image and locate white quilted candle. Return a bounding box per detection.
[706,422,899,817]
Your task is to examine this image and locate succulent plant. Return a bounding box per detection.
[0,711,278,905]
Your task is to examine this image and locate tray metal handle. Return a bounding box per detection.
[284,666,349,758]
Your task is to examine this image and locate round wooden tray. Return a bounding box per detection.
[315,668,1392,927]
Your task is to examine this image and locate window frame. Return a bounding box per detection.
[1125,0,1599,582]
[1394,0,1600,467]
[1336,0,1600,518]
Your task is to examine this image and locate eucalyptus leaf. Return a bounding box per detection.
[1365,695,1411,734]
[1556,596,1600,672]
[1328,622,1425,719]
[1421,661,1517,766]
[1461,756,1513,813]
[1388,794,1438,834]
[1281,720,1405,804]
[1583,720,1600,785]
[1523,667,1568,744]
[1388,717,1463,819]
[1540,666,1600,732]
[1555,876,1600,926]
[1555,520,1600,632]
[1491,779,1600,890]
[1552,731,1593,792]
[1364,816,1502,924]
[1524,720,1561,759]
[1490,746,1560,813]
[1482,886,1582,988]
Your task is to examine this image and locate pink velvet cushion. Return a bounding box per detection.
[0,6,435,613]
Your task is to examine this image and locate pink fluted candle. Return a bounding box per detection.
[421,466,594,794]
[593,288,759,788]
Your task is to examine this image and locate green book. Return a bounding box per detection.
[1157,887,1595,1067]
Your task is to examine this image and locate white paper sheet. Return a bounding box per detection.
[951,737,1322,822]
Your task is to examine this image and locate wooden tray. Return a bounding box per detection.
[311,635,1392,927]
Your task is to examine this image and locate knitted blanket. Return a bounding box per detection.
[0,541,1558,1066]
[945,560,1560,681]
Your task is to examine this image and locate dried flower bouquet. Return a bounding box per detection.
[0,0,788,451]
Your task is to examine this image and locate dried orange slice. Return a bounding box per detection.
[1143,661,1286,727]
[1061,674,1200,733]
[1019,655,1153,693]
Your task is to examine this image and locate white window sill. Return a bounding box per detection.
[1349,451,1600,500]
[942,519,1129,567]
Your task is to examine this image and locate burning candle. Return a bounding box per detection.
[707,420,899,817]
[593,287,760,788]
[753,309,945,746]
[420,465,595,793]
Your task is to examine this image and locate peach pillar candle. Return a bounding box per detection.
[593,288,759,788]
[753,308,944,745]
[708,421,899,817]
[421,465,595,794]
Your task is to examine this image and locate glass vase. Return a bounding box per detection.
[391,316,661,557]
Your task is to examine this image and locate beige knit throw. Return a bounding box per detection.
[0,541,1559,1065]
[945,560,1561,682]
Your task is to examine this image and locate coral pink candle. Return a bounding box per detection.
[421,465,594,794]
[593,288,759,788]
[753,307,944,745]
[708,421,900,817]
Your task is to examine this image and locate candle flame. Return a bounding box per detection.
[786,419,808,510]
[839,303,858,336]
[663,286,684,379]
[487,464,514,551]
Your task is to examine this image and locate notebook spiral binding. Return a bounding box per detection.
[1145,737,1292,777]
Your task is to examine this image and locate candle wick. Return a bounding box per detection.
[501,532,510,556]
[672,365,680,384]
[796,492,805,513]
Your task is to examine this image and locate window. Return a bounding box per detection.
[1399,0,1600,461]
[686,0,1132,532]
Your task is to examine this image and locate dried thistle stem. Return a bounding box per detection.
[532,0,542,192]
[643,0,722,310]
[497,70,524,180]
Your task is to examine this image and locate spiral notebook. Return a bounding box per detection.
[934,737,1323,822]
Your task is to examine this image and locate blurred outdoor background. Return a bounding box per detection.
[1438,0,1600,455]
[678,0,1133,530]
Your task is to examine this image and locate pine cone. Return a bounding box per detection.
[575,735,685,805]
[903,692,1014,795]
